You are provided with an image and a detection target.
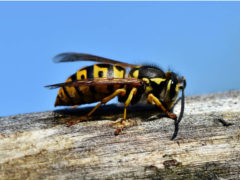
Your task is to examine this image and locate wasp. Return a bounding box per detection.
[46,53,186,140]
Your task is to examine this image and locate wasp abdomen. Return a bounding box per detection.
[55,64,126,106]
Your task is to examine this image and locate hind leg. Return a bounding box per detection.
[66,88,126,126]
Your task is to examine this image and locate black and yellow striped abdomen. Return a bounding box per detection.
[55,64,126,106]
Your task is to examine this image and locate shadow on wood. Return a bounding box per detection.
[53,104,168,124]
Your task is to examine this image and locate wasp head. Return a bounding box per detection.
[163,72,186,110]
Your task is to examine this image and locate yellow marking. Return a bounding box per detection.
[66,78,72,82]
[132,70,139,78]
[163,80,173,106]
[113,65,125,78]
[63,78,80,104]
[167,80,172,92]
[165,82,181,109]
[94,64,108,78]
[58,88,67,101]
[68,77,93,103]
[147,93,177,119]
[56,87,72,105]
[77,69,87,80]
[150,78,166,84]
[142,78,150,84]
[66,78,76,94]
[175,83,181,92]
[165,80,180,110]
[145,86,152,93]
[93,65,113,95]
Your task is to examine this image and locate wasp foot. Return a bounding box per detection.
[66,116,88,126]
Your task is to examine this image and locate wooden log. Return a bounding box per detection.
[0,91,240,179]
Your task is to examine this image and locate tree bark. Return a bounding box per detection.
[0,91,240,179]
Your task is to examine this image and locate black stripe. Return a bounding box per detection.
[56,95,64,105]
[107,85,114,93]
[81,75,85,79]
[98,71,103,77]
[70,73,77,81]
[170,82,177,99]
[129,68,140,78]
[75,87,83,96]
[96,64,111,68]
[86,66,94,79]
[115,65,124,71]
[120,84,125,89]
[114,65,125,78]
[90,86,96,94]
[129,68,138,77]
[151,80,166,98]
[75,87,85,104]
[96,64,113,77]
[62,87,73,104]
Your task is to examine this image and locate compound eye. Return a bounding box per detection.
[169,81,177,99]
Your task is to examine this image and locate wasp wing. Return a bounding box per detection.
[53,53,137,68]
[45,78,143,89]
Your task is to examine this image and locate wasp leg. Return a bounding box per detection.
[66,88,126,126]
[114,87,137,135]
[147,93,177,120]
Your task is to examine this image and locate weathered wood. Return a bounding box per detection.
[0,91,240,179]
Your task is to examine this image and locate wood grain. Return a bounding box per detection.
[0,91,240,179]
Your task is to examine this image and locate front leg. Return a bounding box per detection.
[147,93,177,120]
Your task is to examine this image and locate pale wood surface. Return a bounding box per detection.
[0,91,240,179]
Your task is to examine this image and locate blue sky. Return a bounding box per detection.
[1,2,240,116]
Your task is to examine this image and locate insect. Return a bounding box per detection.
[46,53,186,140]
